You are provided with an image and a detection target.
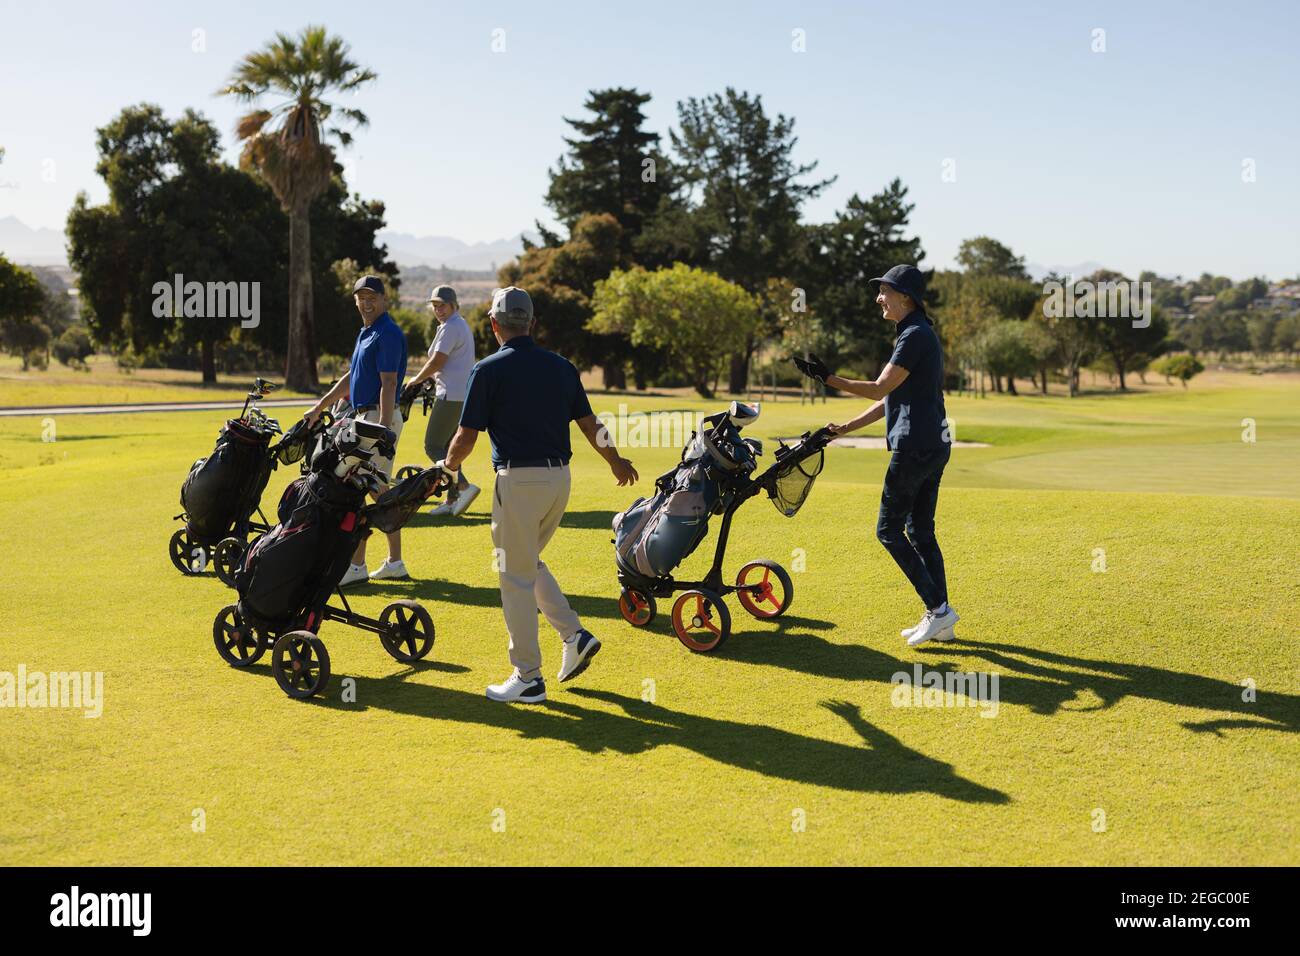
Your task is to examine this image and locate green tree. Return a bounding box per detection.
[1086,270,1170,390]
[67,105,286,382]
[1154,354,1205,387]
[1034,280,1102,397]
[955,236,1030,280]
[497,212,635,388]
[221,25,377,391]
[544,88,675,263]
[0,254,51,369]
[590,264,760,398]
[807,179,925,374]
[668,88,834,391]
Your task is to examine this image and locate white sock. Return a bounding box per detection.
[931,602,949,616]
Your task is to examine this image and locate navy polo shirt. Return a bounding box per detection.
[349,312,408,409]
[459,335,593,468]
[884,310,948,451]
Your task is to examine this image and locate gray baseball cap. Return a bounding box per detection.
[489,286,533,321]
[428,284,458,306]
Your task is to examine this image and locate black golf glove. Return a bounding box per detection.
[399,382,422,421]
[793,353,830,384]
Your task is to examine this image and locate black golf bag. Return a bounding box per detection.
[180,418,276,543]
[234,471,366,634]
[614,407,760,583]
[233,419,448,635]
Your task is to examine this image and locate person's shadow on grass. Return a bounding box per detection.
[941,640,1300,736]
[294,668,1008,803]
[723,625,1299,736]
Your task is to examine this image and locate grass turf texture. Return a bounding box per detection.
[0,354,317,408]
[1,370,1296,865]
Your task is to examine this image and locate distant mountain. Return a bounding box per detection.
[0,216,67,266]
[1025,261,1107,282]
[378,230,536,271]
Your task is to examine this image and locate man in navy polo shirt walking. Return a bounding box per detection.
[303,275,410,583]
[794,264,958,646]
[437,287,639,703]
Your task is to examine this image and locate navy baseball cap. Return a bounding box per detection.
[869,264,926,307]
[352,275,386,296]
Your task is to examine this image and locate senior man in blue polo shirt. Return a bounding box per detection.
[795,264,958,647]
[303,275,410,583]
[437,287,639,703]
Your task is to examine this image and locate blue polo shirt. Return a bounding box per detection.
[349,312,407,409]
[884,310,948,451]
[459,335,593,468]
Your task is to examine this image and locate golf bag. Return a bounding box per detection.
[614,406,760,582]
[233,414,448,634]
[180,418,276,543]
[234,471,366,633]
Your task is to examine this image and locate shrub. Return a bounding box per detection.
[1154,354,1205,388]
[52,326,95,366]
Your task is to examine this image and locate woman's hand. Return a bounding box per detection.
[828,421,854,436]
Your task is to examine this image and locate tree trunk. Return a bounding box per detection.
[727,351,749,395]
[201,338,216,384]
[1006,376,1018,395]
[1116,361,1127,391]
[1040,367,1048,394]
[284,205,319,392]
[602,363,627,390]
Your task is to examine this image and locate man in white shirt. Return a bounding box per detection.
[403,285,480,516]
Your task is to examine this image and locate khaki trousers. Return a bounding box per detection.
[490,464,582,680]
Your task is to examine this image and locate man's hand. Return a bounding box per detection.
[304,408,323,427]
[609,456,638,486]
[793,353,830,384]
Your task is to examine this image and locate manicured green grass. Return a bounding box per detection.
[0,354,316,407]
[0,371,1296,865]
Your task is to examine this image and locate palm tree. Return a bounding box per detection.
[219,26,376,391]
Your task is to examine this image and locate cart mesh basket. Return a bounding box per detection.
[769,448,824,517]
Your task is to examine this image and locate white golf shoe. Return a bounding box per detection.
[486,671,547,704]
[339,563,369,587]
[369,558,410,581]
[558,629,601,682]
[902,606,958,642]
[906,606,960,646]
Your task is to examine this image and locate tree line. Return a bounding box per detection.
[5,26,1297,398]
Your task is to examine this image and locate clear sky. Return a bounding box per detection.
[1,0,1296,279]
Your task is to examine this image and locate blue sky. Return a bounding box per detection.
[1,0,1296,279]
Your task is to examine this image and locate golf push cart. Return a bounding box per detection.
[169,378,316,586]
[212,408,455,700]
[613,401,834,653]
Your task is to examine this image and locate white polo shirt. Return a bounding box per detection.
[427,311,476,402]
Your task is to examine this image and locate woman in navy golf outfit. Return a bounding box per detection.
[794,264,958,646]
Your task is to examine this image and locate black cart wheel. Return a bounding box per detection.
[379,600,435,662]
[169,528,207,575]
[671,589,732,654]
[272,631,331,699]
[735,560,794,619]
[213,537,245,588]
[618,588,657,627]
[394,465,421,482]
[213,603,266,667]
